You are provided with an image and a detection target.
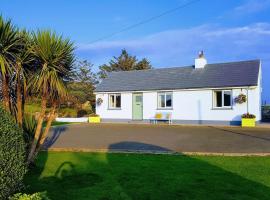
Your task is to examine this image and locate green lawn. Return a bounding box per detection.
[51,121,77,126]
[42,121,80,127]
[25,103,77,117]
[24,152,270,200]
[25,103,44,114]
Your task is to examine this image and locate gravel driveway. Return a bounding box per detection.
[44,123,270,154]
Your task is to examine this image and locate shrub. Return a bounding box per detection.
[242,113,256,119]
[9,192,50,200]
[57,107,77,117]
[0,106,27,199]
[22,114,37,153]
[77,109,88,117]
[89,113,99,117]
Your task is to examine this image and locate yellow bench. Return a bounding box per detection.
[151,112,172,124]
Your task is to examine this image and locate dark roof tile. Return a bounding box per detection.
[95,60,260,92]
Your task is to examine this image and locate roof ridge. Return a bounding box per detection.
[109,65,193,74]
[108,59,260,75]
[206,59,260,66]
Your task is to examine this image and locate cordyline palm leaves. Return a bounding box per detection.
[27,30,75,163]
[0,16,21,112]
[0,16,75,163]
[14,30,34,126]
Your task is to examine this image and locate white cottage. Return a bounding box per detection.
[95,53,262,125]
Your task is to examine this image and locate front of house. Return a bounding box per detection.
[95,53,262,125]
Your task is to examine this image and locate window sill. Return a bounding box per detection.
[212,107,233,110]
[156,108,173,110]
[108,108,121,110]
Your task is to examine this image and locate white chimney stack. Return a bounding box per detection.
[195,51,207,69]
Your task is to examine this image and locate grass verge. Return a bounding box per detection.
[24,152,270,200]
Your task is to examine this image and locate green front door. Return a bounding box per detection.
[132,93,143,120]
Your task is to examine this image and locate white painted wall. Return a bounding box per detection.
[96,93,132,119]
[55,117,88,122]
[95,86,261,122]
[142,88,261,121]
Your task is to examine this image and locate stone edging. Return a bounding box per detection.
[45,148,270,156]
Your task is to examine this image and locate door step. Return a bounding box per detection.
[128,120,148,124]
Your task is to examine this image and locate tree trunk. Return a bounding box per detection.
[22,77,27,119]
[27,95,47,163]
[38,101,57,148]
[16,66,23,127]
[2,75,10,112]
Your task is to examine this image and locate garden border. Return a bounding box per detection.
[45,148,270,156]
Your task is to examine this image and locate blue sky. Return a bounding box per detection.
[1,0,269,102]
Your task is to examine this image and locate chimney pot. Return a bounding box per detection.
[195,51,207,69]
[198,50,204,58]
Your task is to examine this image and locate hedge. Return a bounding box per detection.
[0,106,27,199]
[9,192,50,200]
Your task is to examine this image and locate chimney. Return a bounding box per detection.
[195,51,207,69]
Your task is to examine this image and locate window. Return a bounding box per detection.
[213,90,232,108]
[136,95,142,102]
[109,94,121,109]
[158,92,173,109]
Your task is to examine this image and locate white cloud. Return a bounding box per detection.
[218,0,270,20]
[76,22,270,102]
[204,23,270,36]
[77,23,270,64]
[234,0,270,14]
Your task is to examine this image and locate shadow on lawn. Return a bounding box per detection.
[38,161,102,190]
[25,141,270,200]
[27,152,103,199]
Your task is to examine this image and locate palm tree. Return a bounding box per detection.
[38,91,66,148]
[14,30,34,126]
[27,30,74,163]
[0,16,21,112]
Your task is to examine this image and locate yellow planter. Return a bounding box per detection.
[89,116,101,123]
[242,118,255,127]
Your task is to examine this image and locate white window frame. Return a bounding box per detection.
[157,92,173,109]
[213,90,232,109]
[108,93,121,109]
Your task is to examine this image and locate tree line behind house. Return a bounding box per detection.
[66,50,152,117]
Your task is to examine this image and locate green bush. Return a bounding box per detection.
[57,107,77,117]
[77,109,88,117]
[89,113,99,117]
[9,192,50,200]
[0,106,27,199]
[242,113,256,119]
[22,114,37,153]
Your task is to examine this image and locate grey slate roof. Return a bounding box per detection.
[95,60,260,92]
